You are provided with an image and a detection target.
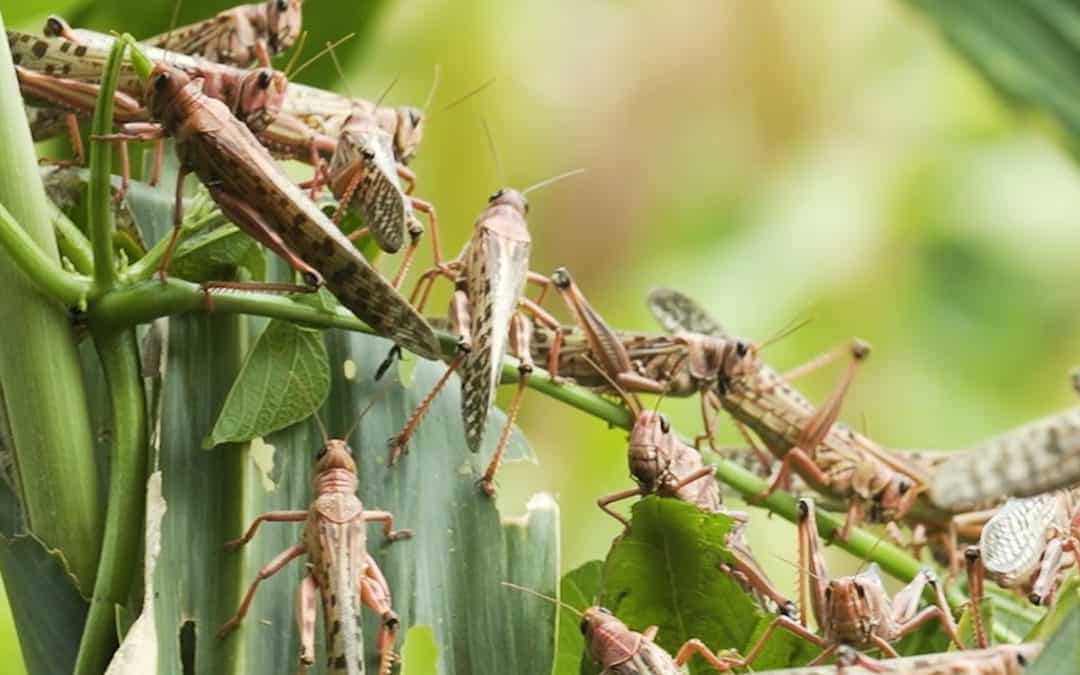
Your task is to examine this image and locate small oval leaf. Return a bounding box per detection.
[204,320,330,447]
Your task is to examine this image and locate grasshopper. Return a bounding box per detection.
[750,643,1041,675]
[502,584,746,674]
[218,439,412,675]
[17,22,339,187]
[965,490,1080,648]
[97,62,440,359]
[144,0,303,68]
[646,288,931,541]
[929,373,1080,510]
[389,165,581,494]
[733,498,962,667]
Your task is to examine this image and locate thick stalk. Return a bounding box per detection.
[73,36,151,675]
[0,9,102,593]
[74,328,147,675]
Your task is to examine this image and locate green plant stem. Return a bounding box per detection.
[0,9,102,596]
[74,36,149,674]
[88,39,128,292]
[0,201,93,306]
[74,328,148,675]
[50,202,95,275]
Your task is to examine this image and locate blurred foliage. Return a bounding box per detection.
[6,0,1080,671]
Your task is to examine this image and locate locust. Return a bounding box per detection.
[532,275,928,540]
[750,643,1041,675]
[144,0,303,68]
[218,439,412,675]
[732,498,962,667]
[964,489,1080,648]
[645,288,936,541]
[929,373,1080,510]
[97,60,440,359]
[502,584,747,674]
[15,22,339,186]
[388,166,580,494]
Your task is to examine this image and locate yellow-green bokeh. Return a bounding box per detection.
[6,1,1080,672]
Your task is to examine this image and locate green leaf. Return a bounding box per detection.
[152,316,555,674]
[204,320,331,447]
[593,497,817,674]
[399,625,438,675]
[553,561,601,675]
[167,226,265,283]
[0,477,87,675]
[906,0,1080,152]
[1029,602,1080,675]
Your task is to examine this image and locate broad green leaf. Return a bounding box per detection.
[906,0,1080,152]
[593,497,817,675]
[204,320,330,447]
[554,561,601,675]
[399,626,438,675]
[0,474,87,675]
[1028,603,1080,675]
[152,316,555,674]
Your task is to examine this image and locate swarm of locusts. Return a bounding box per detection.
[6,2,1080,673]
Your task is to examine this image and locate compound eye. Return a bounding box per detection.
[824,585,832,602]
[408,109,422,128]
[735,341,749,357]
[488,189,504,203]
[897,479,911,495]
[855,583,867,599]
[276,0,288,10]
[153,72,170,92]
[257,70,272,88]
[362,148,376,161]
[659,415,671,434]
[315,444,329,460]
[579,617,588,635]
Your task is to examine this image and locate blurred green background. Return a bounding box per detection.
[7,0,1080,672]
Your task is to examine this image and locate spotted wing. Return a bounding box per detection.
[460,226,529,452]
[352,131,409,253]
[646,288,728,337]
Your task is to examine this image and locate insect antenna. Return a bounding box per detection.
[323,39,356,99]
[287,32,355,80]
[161,0,184,50]
[501,582,583,617]
[310,410,329,445]
[431,76,496,116]
[521,168,586,196]
[422,64,441,111]
[374,74,401,108]
[281,30,309,78]
[854,533,887,576]
[757,314,813,355]
[341,373,396,444]
[582,354,641,418]
[481,117,506,186]
[771,553,826,584]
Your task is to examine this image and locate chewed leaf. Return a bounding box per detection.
[595,497,818,674]
[203,320,330,447]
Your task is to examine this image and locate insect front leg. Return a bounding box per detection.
[596,486,644,526]
[218,543,306,638]
[672,639,742,672]
[360,554,399,675]
[363,509,414,541]
[388,198,440,290]
[722,526,796,616]
[296,572,319,672]
[224,509,307,549]
[1029,535,1076,605]
[889,568,962,649]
